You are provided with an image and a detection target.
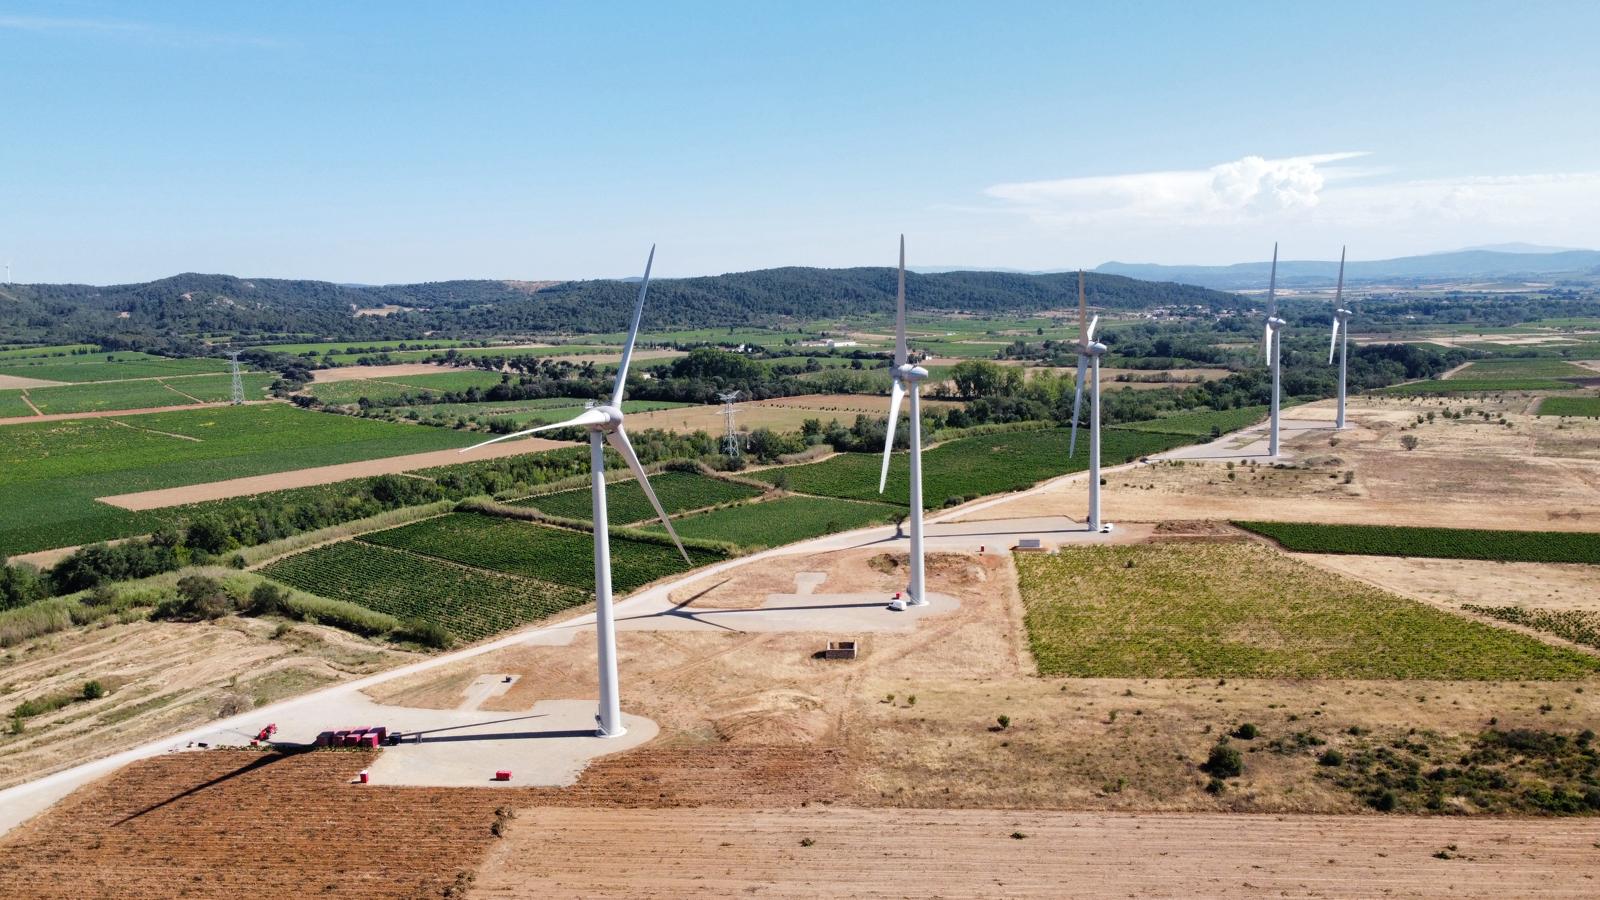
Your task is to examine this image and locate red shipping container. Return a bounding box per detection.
[361,734,380,748]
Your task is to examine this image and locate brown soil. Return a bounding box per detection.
[1298,553,1600,615]
[966,395,1600,530]
[623,392,957,435]
[97,437,568,510]
[0,373,65,390]
[308,362,465,383]
[0,616,415,790]
[472,806,1600,898]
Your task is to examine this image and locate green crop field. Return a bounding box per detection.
[516,469,764,524]
[1017,543,1598,679]
[1380,377,1576,395]
[0,343,99,361]
[0,353,234,383]
[1537,396,1600,417]
[1119,405,1270,436]
[910,339,1005,359]
[642,494,899,550]
[1235,521,1600,565]
[347,344,612,363]
[0,392,34,418]
[361,512,722,593]
[0,405,477,556]
[751,427,1190,508]
[416,397,690,427]
[19,373,276,415]
[261,541,586,643]
[255,339,473,356]
[307,369,509,405]
[1452,359,1593,379]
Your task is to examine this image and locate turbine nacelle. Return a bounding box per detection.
[895,363,930,383]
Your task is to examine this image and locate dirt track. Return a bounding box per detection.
[0,399,275,427]
[97,435,570,510]
[474,806,1600,898]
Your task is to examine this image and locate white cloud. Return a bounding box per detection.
[0,15,281,48]
[977,154,1600,262]
[985,153,1369,225]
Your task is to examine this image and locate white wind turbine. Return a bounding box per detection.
[1262,243,1286,457]
[878,235,928,607]
[460,245,689,738]
[1328,246,1353,430]
[1068,270,1109,533]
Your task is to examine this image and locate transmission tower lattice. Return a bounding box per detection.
[228,351,244,405]
[717,391,743,458]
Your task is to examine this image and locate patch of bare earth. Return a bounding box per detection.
[472,806,1600,899]
[964,396,1600,529]
[1298,553,1600,616]
[0,617,415,790]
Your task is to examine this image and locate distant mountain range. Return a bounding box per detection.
[1094,249,1600,290]
[0,268,1240,346]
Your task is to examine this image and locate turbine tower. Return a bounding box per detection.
[1068,271,1109,533]
[227,350,244,405]
[461,245,689,738]
[717,390,742,459]
[1262,243,1286,457]
[1328,246,1352,430]
[878,235,928,606]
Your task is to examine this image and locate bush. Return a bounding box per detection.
[394,617,454,649]
[1372,789,1398,812]
[81,680,105,700]
[1203,742,1244,778]
[157,575,237,621]
[248,582,289,617]
[1232,723,1259,740]
[1400,434,1420,451]
[1318,749,1344,767]
[996,714,1011,730]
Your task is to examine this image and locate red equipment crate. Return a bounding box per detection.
[361,734,380,748]
[493,770,512,782]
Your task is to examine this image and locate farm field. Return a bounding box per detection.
[252,338,474,356]
[1118,405,1271,436]
[414,397,690,428]
[12,373,274,415]
[1538,395,1600,417]
[515,469,764,524]
[1237,521,1600,565]
[1016,542,1599,679]
[358,512,723,594]
[1382,377,1576,395]
[751,426,1190,507]
[0,405,477,556]
[261,540,587,643]
[1451,358,1594,380]
[0,343,99,360]
[641,494,900,550]
[305,369,509,405]
[620,391,958,435]
[0,353,234,383]
[0,392,33,417]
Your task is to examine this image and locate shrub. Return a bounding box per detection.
[248,582,289,617]
[1400,434,1420,451]
[1318,749,1345,767]
[1372,789,1398,812]
[394,617,454,649]
[996,714,1011,730]
[1233,723,1259,740]
[81,680,105,701]
[1203,742,1244,778]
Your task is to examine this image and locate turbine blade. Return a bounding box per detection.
[1077,270,1088,348]
[1328,319,1339,365]
[1266,242,1278,319]
[1262,323,1273,362]
[460,407,609,452]
[610,245,655,407]
[1069,355,1087,458]
[1334,245,1346,306]
[1086,314,1100,344]
[606,425,691,564]
[894,235,908,368]
[878,378,906,493]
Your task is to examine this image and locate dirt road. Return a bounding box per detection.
[0,399,275,427]
[475,806,1600,898]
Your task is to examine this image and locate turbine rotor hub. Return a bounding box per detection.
[589,404,626,430]
[897,363,929,382]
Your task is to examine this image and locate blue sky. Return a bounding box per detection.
[2,1,1598,283]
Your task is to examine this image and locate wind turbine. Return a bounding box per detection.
[460,245,688,738]
[878,235,928,607]
[1328,246,1353,430]
[1068,271,1109,533]
[1262,243,1286,457]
